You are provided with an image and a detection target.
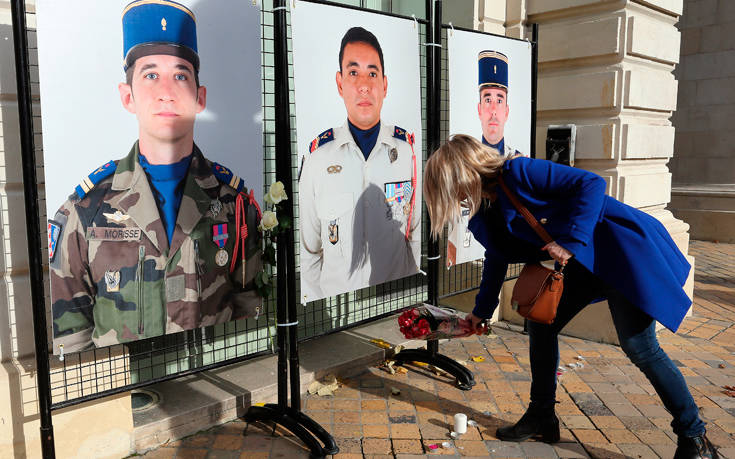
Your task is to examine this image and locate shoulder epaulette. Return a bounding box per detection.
[212,162,245,193]
[74,160,117,200]
[308,128,334,153]
[393,126,415,146]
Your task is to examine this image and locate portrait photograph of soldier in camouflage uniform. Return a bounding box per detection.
[36,0,264,353]
[291,2,423,302]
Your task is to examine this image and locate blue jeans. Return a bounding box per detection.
[526,259,705,437]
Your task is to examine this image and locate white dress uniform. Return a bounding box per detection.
[483,139,522,158]
[502,142,522,158]
[299,121,421,301]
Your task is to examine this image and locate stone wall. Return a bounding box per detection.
[0,0,37,367]
[669,0,735,242]
[495,0,694,343]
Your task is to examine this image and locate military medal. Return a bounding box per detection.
[389,148,398,163]
[328,220,339,244]
[103,210,131,223]
[385,181,412,219]
[104,270,121,292]
[210,199,223,218]
[385,181,407,204]
[463,229,472,248]
[402,184,413,216]
[215,249,229,267]
[212,223,229,266]
[403,202,411,216]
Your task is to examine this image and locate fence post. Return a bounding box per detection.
[11,0,56,456]
[242,1,337,456]
[392,0,476,391]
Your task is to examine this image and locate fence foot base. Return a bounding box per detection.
[243,404,338,458]
[393,348,476,390]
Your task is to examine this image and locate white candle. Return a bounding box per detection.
[454,413,467,434]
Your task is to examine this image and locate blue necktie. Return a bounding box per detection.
[139,153,192,244]
[348,120,381,160]
[482,136,505,155]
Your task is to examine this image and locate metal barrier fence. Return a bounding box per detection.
[46,2,282,408]
[24,0,518,411]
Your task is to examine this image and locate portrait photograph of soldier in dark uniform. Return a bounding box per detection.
[291,2,423,302]
[37,0,264,353]
[448,30,532,155]
[446,30,532,266]
[476,50,527,157]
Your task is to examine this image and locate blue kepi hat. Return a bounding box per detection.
[122,0,199,71]
[478,50,508,92]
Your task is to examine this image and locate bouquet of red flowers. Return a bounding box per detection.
[397,304,481,340]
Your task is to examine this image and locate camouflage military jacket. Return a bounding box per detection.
[49,143,262,353]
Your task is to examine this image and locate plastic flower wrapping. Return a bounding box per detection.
[397,304,480,340]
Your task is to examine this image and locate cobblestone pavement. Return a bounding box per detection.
[140,241,735,458]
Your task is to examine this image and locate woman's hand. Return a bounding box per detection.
[542,241,572,266]
[466,312,488,335]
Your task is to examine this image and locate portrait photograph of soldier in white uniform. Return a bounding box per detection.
[36,0,264,353]
[291,2,423,302]
[446,30,532,266]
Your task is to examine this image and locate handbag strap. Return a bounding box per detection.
[497,174,554,245]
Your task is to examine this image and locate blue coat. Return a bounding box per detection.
[467,157,691,332]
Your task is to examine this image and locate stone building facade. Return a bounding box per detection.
[669,0,735,243]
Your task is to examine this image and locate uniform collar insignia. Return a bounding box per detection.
[336,122,359,147]
[211,161,244,193]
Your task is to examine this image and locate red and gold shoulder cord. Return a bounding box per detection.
[231,189,263,285]
[405,133,417,241]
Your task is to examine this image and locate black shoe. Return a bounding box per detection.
[496,408,560,443]
[674,433,719,459]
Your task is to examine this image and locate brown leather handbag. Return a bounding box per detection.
[497,175,565,325]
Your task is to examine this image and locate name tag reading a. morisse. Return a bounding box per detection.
[86,227,142,241]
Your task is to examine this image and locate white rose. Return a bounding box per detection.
[268,181,288,204]
[259,210,278,231]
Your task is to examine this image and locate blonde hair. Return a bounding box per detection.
[424,134,507,239]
